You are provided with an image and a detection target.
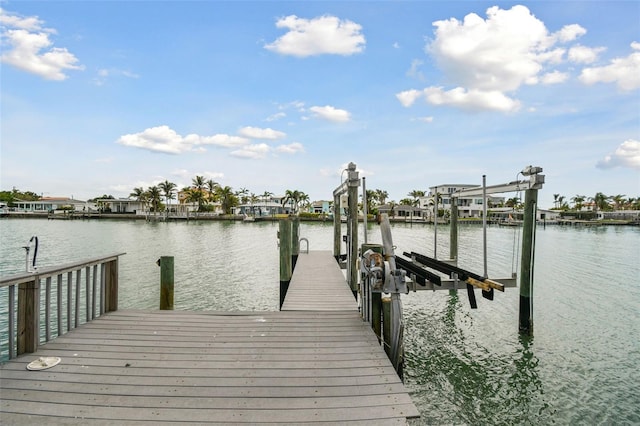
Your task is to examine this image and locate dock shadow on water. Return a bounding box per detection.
[404,292,554,425]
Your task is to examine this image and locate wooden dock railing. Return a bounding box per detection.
[0,253,125,360]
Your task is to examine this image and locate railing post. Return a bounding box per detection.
[333,193,341,262]
[347,163,360,299]
[279,219,292,309]
[159,256,174,310]
[104,259,119,312]
[292,217,300,270]
[17,277,40,355]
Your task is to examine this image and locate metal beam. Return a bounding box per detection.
[452,174,544,198]
[407,276,517,291]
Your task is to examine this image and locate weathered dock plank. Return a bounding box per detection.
[1,309,419,423]
[0,250,419,423]
[282,250,357,311]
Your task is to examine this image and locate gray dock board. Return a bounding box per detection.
[282,250,357,311]
[0,251,419,423]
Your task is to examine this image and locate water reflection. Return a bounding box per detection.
[405,292,554,425]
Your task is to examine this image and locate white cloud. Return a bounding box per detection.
[309,105,351,122]
[276,142,304,154]
[396,89,423,107]
[541,70,569,85]
[264,15,365,57]
[93,68,140,86]
[399,5,589,112]
[552,23,587,43]
[198,134,249,148]
[117,126,188,154]
[568,45,605,64]
[230,143,271,159]
[415,116,434,123]
[0,8,83,80]
[579,42,640,91]
[424,87,521,112]
[238,126,286,140]
[116,125,249,154]
[265,112,286,122]
[171,169,191,178]
[406,59,424,81]
[596,139,640,170]
[428,5,550,92]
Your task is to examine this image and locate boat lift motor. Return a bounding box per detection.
[361,249,408,294]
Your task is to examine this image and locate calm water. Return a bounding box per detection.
[1,218,639,424]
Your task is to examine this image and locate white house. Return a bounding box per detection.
[421,185,505,218]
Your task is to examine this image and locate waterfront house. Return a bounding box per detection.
[421,185,505,218]
[311,200,332,215]
[11,197,92,213]
[235,195,295,216]
[95,198,145,214]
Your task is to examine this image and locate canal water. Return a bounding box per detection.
[1,218,638,424]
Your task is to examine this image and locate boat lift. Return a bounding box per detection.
[334,163,544,378]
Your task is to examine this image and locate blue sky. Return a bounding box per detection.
[1,1,638,209]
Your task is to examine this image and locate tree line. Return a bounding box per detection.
[127,177,310,215]
[552,192,639,212]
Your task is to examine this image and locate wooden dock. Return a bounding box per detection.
[0,250,418,424]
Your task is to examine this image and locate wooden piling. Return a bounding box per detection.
[104,258,119,312]
[159,256,174,310]
[279,219,292,309]
[519,188,537,335]
[17,278,39,355]
[382,297,391,358]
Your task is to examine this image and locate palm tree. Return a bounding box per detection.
[571,195,586,211]
[216,186,237,215]
[408,190,425,200]
[283,189,302,214]
[159,180,177,216]
[505,197,520,208]
[261,191,273,216]
[249,193,259,215]
[375,189,388,205]
[611,194,626,210]
[205,179,218,204]
[147,185,162,213]
[262,191,273,203]
[191,176,206,211]
[553,193,560,209]
[387,201,397,218]
[364,189,378,214]
[236,187,249,205]
[298,192,310,213]
[130,187,149,214]
[590,192,611,214]
[558,195,567,210]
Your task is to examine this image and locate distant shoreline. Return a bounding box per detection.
[1,211,637,226]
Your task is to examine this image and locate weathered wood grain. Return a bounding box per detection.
[0,251,419,423]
